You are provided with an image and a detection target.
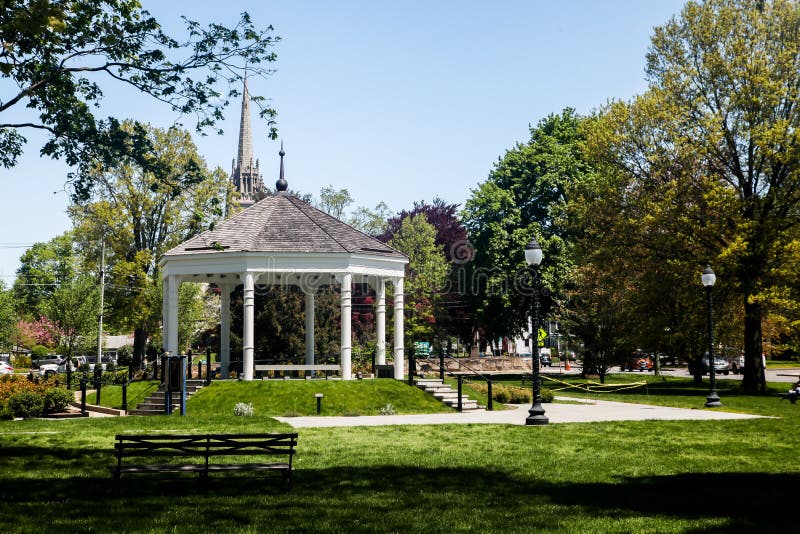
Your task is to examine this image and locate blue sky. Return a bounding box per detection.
[0,0,686,281]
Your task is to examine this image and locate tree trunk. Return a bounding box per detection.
[132,327,147,370]
[741,298,766,392]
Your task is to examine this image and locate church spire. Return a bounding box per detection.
[236,75,253,172]
[229,75,264,208]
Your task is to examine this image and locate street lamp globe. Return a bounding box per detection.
[701,265,716,287]
[525,238,543,267]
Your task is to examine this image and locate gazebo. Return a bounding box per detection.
[159,149,408,380]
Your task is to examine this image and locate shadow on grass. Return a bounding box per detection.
[0,446,795,532]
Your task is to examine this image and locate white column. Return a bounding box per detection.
[242,272,255,381]
[305,291,315,366]
[376,278,386,365]
[161,277,169,354]
[220,283,232,379]
[166,275,179,356]
[393,277,405,380]
[340,273,352,380]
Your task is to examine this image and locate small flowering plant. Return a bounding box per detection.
[233,402,254,417]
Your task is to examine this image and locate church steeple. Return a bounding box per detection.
[236,76,254,173]
[230,75,264,208]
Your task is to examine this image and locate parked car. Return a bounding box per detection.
[622,352,653,372]
[728,354,745,374]
[692,355,730,375]
[0,361,13,375]
[32,355,62,370]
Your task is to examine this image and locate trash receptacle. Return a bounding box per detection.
[376,365,394,378]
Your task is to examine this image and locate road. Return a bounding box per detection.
[617,365,799,383]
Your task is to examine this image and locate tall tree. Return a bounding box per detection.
[378,198,471,346]
[388,214,449,344]
[0,0,279,198]
[350,202,392,237]
[462,109,588,347]
[0,281,16,350]
[317,185,353,220]
[39,276,99,360]
[598,0,800,390]
[70,122,233,366]
[13,232,79,316]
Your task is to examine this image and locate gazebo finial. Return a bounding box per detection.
[276,141,288,192]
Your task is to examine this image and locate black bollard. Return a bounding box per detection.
[198,361,203,381]
[187,357,192,379]
[439,347,445,381]
[315,393,323,415]
[80,379,87,416]
[94,367,102,405]
[487,379,493,411]
[457,375,463,412]
[122,382,127,412]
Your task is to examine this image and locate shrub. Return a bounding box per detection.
[540,387,554,403]
[0,399,12,420]
[9,390,45,418]
[30,345,50,358]
[508,387,532,404]
[233,402,254,417]
[12,354,32,368]
[44,387,74,412]
[492,386,511,403]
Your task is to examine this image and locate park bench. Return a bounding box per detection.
[255,364,341,378]
[109,432,298,487]
[521,374,533,387]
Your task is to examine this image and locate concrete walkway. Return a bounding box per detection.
[275,397,768,428]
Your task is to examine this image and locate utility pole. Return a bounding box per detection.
[97,238,105,370]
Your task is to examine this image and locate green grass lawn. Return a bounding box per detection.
[2,376,799,532]
[90,379,454,416]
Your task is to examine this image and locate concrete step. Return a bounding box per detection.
[415,379,444,386]
[420,386,455,394]
[444,401,479,410]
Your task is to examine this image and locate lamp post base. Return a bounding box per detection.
[705,390,722,408]
[526,401,549,425]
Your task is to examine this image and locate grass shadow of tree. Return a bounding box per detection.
[0,445,795,532]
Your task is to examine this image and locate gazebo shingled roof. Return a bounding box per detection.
[164,192,406,260]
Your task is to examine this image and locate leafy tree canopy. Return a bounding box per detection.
[388,214,449,343]
[13,231,79,316]
[462,109,588,343]
[0,0,279,199]
[590,0,800,390]
[69,121,233,363]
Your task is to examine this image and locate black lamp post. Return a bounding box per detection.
[702,265,722,407]
[525,237,548,425]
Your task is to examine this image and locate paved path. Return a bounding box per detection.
[275,398,768,428]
